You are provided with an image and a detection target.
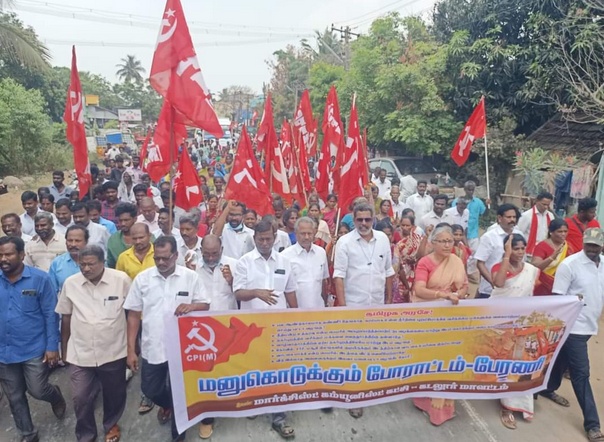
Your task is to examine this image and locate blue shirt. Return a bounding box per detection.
[98,217,117,234]
[452,196,486,239]
[48,253,80,293]
[341,213,354,230]
[0,265,60,364]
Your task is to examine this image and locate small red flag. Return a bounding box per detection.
[146,100,189,182]
[139,127,152,173]
[338,97,364,212]
[224,126,274,215]
[258,94,290,199]
[173,146,202,210]
[64,46,91,199]
[251,110,259,126]
[296,129,312,192]
[451,96,486,167]
[150,0,222,137]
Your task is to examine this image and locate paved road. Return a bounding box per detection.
[1,331,602,442]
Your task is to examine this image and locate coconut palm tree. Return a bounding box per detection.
[0,1,51,70]
[116,55,146,84]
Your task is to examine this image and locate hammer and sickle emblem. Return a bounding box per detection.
[184,324,217,354]
[157,18,178,45]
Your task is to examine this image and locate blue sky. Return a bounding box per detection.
[12,0,436,93]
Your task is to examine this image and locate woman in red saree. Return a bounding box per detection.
[322,194,338,234]
[412,225,468,426]
[531,219,571,296]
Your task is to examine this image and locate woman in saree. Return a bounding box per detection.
[117,170,136,204]
[413,225,468,425]
[451,224,472,268]
[491,234,540,429]
[531,219,571,296]
[322,194,338,234]
[307,202,331,248]
[393,216,423,303]
[376,199,392,223]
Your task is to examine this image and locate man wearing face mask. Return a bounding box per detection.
[193,234,238,439]
[541,228,604,441]
[212,200,254,259]
[24,212,67,272]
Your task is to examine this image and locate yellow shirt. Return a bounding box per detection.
[115,244,155,281]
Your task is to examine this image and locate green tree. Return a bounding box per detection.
[115,54,146,84]
[0,9,50,72]
[0,78,53,174]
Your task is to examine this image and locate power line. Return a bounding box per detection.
[13,2,314,38]
[334,0,420,26]
[346,0,426,28]
[15,0,315,33]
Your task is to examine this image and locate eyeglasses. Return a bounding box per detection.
[355,218,373,223]
[432,239,454,245]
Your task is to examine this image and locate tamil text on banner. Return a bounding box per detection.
[166,296,581,433]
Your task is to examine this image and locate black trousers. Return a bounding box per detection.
[545,334,600,431]
[141,358,185,441]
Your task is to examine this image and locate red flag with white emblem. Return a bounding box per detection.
[64,46,91,199]
[451,96,486,167]
[258,94,290,199]
[316,86,343,200]
[338,97,364,212]
[224,126,274,215]
[173,145,202,210]
[146,100,189,182]
[150,0,223,137]
[293,89,314,156]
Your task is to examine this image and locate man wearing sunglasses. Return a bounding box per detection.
[333,203,395,419]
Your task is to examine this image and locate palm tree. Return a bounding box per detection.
[0,1,51,70]
[116,55,146,83]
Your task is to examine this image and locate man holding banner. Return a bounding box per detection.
[234,218,298,438]
[124,236,210,442]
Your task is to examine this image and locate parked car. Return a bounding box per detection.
[369,156,438,183]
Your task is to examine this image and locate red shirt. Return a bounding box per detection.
[565,215,600,254]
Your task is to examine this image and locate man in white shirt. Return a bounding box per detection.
[212,201,254,259]
[136,197,159,232]
[474,204,523,299]
[443,196,470,231]
[282,217,329,308]
[125,235,210,442]
[399,167,417,202]
[406,181,433,222]
[176,215,202,266]
[388,185,409,219]
[370,166,381,185]
[1,213,32,243]
[375,169,392,199]
[333,203,394,419]
[20,190,44,236]
[152,208,181,241]
[54,198,73,236]
[541,228,604,441]
[233,219,297,438]
[70,203,110,252]
[517,192,555,255]
[106,143,120,160]
[419,194,448,231]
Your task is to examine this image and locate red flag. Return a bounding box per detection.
[179,316,263,372]
[293,89,314,156]
[224,126,274,215]
[308,118,319,157]
[258,95,290,198]
[451,96,486,167]
[280,119,293,173]
[146,100,189,182]
[338,97,364,212]
[139,127,152,172]
[280,120,305,205]
[322,86,344,193]
[173,146,202,210]
[150,0,222,137]
[251,110,259,126]
[296,130,312,192]
[64,46,91,199]
[315,136,331,201]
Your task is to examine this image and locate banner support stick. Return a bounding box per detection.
[484,133,491,209]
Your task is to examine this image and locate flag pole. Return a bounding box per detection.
[168,105,175,229]
[484,133,491,209]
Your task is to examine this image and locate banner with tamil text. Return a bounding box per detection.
[166,296,582,433]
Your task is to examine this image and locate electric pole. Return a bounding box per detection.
[330,24,360,71]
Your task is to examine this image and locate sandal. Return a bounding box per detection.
[157,407,172,425]
[500,410,516,430]
[105,424,120,442]
[138,395,155,415]
[587,428,604,441]
[540,392,570,407]
[272,421,295,439]
[349,408,363,419]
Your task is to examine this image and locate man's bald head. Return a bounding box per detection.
[131,223,151,252]
[140,197,155,209]
[201,234,222,267]
[140,197,157,222]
